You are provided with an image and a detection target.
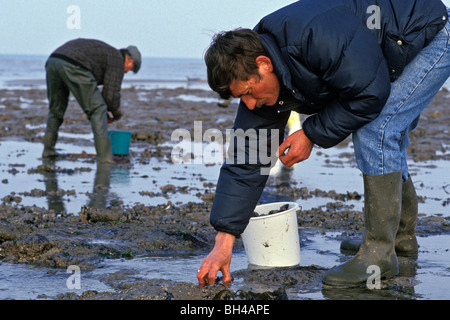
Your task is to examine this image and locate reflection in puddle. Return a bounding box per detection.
[0,262,111,300]
[2,138,448,218]
[95,252,249,284]
[0,139,223,214]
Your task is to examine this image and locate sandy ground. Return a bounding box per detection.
[0,86,449,300]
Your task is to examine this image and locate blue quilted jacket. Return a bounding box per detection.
[210,0,448,237]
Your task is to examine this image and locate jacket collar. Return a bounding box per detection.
[258,33,292,90]
[258,33,309,112]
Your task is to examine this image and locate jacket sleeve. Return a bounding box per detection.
[102,55,124,112]
[299,8,391,148]
[210,102,290,237]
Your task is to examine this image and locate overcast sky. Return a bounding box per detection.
[1,0,449,58]
[0,0,296,58]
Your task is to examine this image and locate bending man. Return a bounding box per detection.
[43,38,141,163]
[197,0,449,287]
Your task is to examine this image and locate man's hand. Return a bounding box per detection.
[108,107,123,124]
[277,129,314,167]
[197,231,235,286]
[107,112,115,124]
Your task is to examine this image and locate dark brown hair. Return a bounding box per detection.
[204,28,268,99]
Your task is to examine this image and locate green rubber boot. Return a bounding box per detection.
[94,137,130,164]
[322,171,402,287]
[42,117,63,158]
[42,131,59,158]
[340,176,418,258]
[94,136,115,164]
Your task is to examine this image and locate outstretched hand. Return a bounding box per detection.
[197,232,235,286]
[277,129,314,167]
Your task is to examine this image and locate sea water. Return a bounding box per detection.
[0,54,208,90]
[1,54,449,91]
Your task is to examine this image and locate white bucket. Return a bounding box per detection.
[241,202,300,267]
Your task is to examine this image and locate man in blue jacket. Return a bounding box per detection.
[197,0,449,288]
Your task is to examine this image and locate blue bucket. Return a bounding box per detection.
[108,130,132,155]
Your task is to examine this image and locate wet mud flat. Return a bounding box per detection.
[0,86,449,300]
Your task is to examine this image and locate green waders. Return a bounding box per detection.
[43,57,114,163]
[322,171,402,287]
[340,176,419,258]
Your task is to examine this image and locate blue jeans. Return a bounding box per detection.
[353,12,450,182]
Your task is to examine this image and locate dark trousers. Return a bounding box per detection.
[43,57,112,162]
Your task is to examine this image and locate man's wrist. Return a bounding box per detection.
[215,231,235,249]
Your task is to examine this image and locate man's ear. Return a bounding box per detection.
[255,55,274,72]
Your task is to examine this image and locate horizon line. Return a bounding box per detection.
[0,53,203,60]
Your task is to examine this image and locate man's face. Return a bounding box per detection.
[229,56,280,110]
[124,55,135,73]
